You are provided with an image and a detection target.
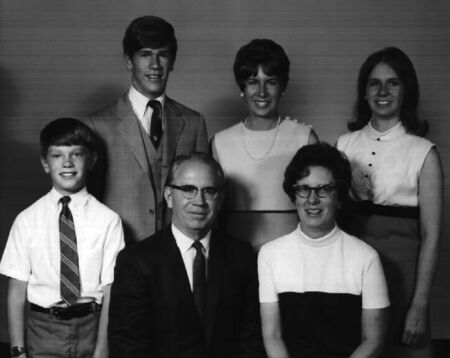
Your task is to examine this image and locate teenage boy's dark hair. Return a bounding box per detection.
[40,118,98,157]
[123,15,178,64]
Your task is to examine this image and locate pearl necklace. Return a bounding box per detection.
[241,116,281,161]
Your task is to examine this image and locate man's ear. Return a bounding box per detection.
[216,192,224,211]
[164,186,173,209]
[124,55,133,71]
[40,156,50,174]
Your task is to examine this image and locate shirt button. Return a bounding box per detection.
[149,209,155,215]
[377,138,381,141]
[364,174,369,178]
[372,152,376,155]
[368,163,372,167]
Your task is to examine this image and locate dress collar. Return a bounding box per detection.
[362,120,406,142]
[49,187,89,210]
[128,85,165,119]
[171,223,211,255]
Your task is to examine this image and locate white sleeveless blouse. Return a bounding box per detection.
[213,118,311,211]
[337,121,434,207]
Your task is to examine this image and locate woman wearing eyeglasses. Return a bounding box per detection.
[337,48,443,357]
[258,143,390,358]
[211,39,318,250]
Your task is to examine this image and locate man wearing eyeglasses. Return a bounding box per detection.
[108,152,266,358]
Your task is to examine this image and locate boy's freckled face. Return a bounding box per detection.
[41,145,94,196]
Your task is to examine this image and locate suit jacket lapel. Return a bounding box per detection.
[205,231,225,346]
[161,228,203,333]
[115,95,152,181]
[163,97,185,168]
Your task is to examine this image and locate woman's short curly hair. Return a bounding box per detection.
[233,39,290,92]
[283,143,351,204]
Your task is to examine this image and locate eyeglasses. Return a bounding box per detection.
[292,184,336,198]
[168,184,220,200]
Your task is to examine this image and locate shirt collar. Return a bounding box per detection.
[49,186,89,210]
[296,224,340,248]
[171,223,211,254]
[363,120,406,141]
[128,85,165,120]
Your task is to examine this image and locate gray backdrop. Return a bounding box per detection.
[1,0,449,341]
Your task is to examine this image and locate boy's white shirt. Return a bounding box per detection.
[0,186,125,307]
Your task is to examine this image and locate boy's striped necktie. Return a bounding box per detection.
[59,196,81,305]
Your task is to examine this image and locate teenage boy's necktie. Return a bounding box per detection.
[192,240,206,320]
[148,100,162,148]
[59,196,81,305]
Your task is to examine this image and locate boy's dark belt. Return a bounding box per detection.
[30,302,101,320]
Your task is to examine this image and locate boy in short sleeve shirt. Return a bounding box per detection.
[0,118,125,358]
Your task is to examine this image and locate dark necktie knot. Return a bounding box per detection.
[192,240,204,253]
[60,196,71,206]
[148,99,161,112]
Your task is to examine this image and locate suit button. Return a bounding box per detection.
[149,209,155,215]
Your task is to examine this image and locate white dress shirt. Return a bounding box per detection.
[128,85,165,134]
[172,224,210,291]
[0,187,125,307]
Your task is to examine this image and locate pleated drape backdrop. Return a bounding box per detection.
[0,0,449,341]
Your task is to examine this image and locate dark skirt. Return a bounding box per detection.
[343,208,432,357]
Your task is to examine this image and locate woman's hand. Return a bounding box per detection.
[402,303,428,346]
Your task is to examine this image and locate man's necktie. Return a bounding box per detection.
[148,100,162,149]
[192,240,206,320]
[59,196,81,305]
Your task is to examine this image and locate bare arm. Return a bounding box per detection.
[402,147,443,345]
[349,308,389,358]
[7,278,28,357]
[261,302,290,358]
[93,285,111,358]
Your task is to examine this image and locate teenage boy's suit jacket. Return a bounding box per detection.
[85,94,208,243]
[108,226,266,358]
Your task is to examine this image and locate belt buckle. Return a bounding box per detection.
[50,306,67,320]
[49,298,97,320]
[50,304,74,320]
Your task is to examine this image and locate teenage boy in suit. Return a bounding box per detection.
[86,16,208,244]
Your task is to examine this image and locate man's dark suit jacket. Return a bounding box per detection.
[85,95,208,243]
[108,226,266,358]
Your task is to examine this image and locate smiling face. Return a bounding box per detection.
[164,160,222,240]
[126,46,173,99]
[295,166,338,239]
[41,145,95,196]
[365,62,404,123]
[243,66,283,121]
